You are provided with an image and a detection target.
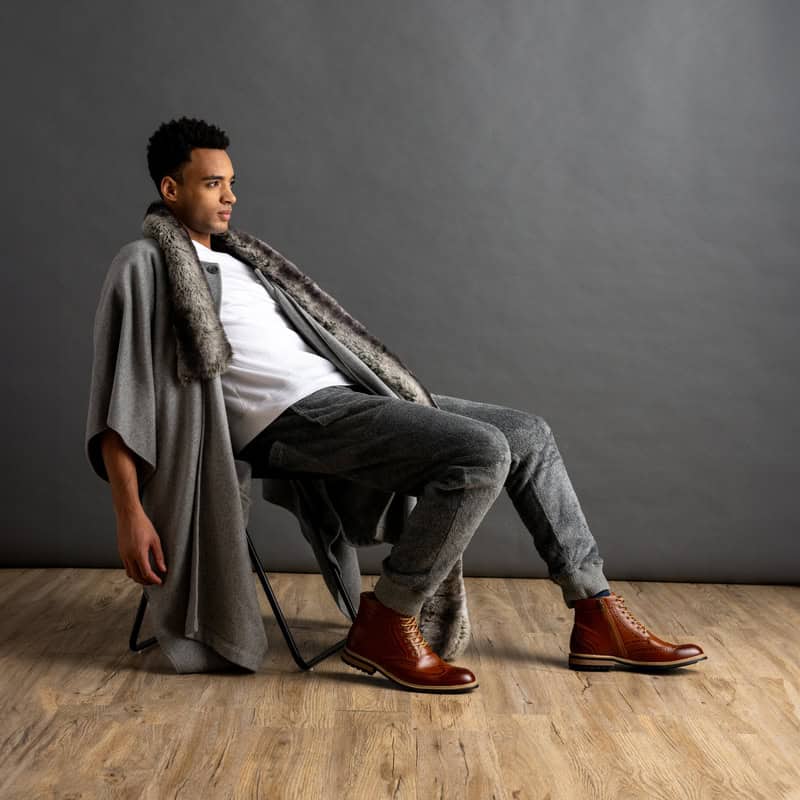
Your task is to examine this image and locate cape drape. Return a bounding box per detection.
[84,204,471,674]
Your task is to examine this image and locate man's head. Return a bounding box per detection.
[146,116,236,247]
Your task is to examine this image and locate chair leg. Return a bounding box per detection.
[129,591,157,652]
[245,527,358,670]
[129,527,359,671]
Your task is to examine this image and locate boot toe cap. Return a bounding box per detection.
[451,666,477,684]
[677,643,704,658]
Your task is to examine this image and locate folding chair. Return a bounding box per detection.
[128,470,360,670]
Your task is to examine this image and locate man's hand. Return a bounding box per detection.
[116,509,168,586]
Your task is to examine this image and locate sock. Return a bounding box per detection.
[590,589,611,598]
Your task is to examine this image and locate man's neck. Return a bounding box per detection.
[190,234,212,249]
[182,221,211,249]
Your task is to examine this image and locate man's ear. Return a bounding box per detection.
[160,176,177,202]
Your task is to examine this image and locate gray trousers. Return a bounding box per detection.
[239,385,610,617]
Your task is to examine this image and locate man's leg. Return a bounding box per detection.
[428,393,708,672]
[240,385,513,617]
[240,385,518,691]
[429,392,611,608]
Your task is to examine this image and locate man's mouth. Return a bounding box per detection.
[218,211,231,219]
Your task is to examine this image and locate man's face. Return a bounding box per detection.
[160,147,236,245]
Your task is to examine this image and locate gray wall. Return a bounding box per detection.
[2,1,798,587]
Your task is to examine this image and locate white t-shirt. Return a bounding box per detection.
[191,239,355,455]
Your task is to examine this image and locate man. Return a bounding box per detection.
[87,116,706,691]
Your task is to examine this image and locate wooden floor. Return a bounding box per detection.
[0,570,798,799]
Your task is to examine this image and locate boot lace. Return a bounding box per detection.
[613,594,652,636]
[399,616,431,653]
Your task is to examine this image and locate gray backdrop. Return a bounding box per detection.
[2,1,798,588]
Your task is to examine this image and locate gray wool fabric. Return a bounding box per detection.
[84,201,471,674]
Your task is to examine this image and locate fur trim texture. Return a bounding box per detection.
[418,556,472,661]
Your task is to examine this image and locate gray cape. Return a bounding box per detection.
[84,201,471,673]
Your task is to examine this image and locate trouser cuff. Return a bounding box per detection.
[550,561,611,609]
[373,574,427,618]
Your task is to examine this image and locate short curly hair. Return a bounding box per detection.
[146,116,230,198]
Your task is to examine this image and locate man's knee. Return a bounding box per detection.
[471,425,512,479]
[528,414,553,441]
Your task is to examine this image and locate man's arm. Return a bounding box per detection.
[100,430,167,585]
[100,429,144,517]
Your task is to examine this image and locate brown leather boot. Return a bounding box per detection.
[568,591,707,671]
[341,591,479,693]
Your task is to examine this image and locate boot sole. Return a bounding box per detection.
[341,647,479,693]
[568,652,708,671]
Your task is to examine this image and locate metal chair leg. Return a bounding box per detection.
[245,527,358,670]
[129,527,359,671]
[129,591,157,652]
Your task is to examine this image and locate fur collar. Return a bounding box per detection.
[141,200,435,406]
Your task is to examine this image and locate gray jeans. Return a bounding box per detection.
[239,385,610,616]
